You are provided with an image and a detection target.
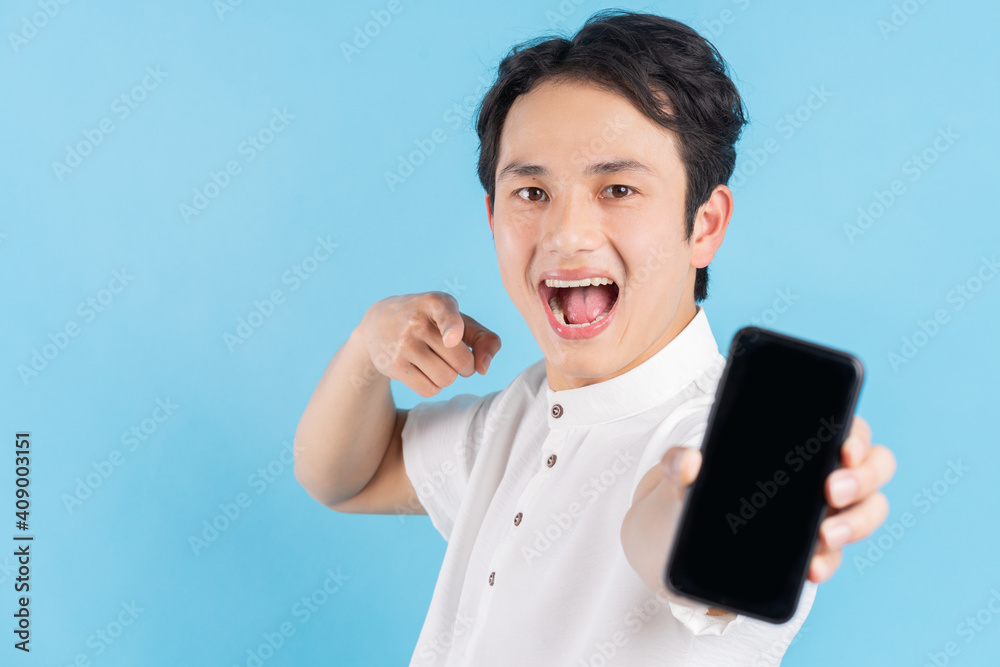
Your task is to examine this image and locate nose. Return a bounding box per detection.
[541,190,604,259]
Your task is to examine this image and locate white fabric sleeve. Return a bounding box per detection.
[666,600,745,636]
[400,390,499,541]
[628,393,715,502]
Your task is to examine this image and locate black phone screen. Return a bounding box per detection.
[666,327,864,623]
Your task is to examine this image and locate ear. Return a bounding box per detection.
[690,184,733,269]
[485,193,494,237]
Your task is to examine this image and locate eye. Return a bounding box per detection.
[515,187,548,202]
[601,184,635,199]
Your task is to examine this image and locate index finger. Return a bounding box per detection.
[424,294,502,376]
[457,312,502,375]
[422,293,478,377]
[424,292,465,347]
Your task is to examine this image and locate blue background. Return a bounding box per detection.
[2,0,998,665]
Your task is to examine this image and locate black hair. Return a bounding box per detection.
[475,9,748,302]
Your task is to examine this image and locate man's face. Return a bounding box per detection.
[486,78,727,391]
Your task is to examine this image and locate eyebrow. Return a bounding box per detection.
[496,158,655,182]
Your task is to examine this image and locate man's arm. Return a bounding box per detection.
[293,292,501,515]
[293,327,424,515]
[620,444,726,613]
[620,416,896,612]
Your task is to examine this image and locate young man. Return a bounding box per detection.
[294,10,896,666]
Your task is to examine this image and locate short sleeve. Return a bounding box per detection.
[666,600,745,636]
[401,390,500,541]
[628,393,715,502]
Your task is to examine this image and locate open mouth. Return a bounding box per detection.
[538,277,621,328]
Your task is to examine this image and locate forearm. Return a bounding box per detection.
[293,327,396,506]
[622,466,728,615]
[622,472,676,599]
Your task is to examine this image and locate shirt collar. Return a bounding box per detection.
[543,306,720,429]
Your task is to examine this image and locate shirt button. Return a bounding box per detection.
[488,571,495,586]
[546,454,557,468]
[551,403,563,418]
[513,512,522,526]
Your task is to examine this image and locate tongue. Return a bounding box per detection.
[561,284,616,325]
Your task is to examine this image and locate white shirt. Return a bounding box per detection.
[401,306,816,666]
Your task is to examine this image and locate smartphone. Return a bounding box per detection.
[664,326,864,623]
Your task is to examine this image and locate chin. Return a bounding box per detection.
[544,344,623,379]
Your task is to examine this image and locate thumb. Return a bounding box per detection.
[657,446,702,489]
[438,314,465,348]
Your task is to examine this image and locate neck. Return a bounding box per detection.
[546,297,699,391]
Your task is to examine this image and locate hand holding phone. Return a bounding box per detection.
[665,326,864,623]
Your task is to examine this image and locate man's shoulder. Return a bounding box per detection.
[482,357,547,415]
[662,349,727,407]
[487,356,547,399]
[519,356,548,391]
[650,351,727,438]
[692,351,727,395]
[426,358,544,421]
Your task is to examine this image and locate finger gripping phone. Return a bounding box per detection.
[665,326,864,624]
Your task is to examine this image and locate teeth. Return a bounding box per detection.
[545,277,615,288]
